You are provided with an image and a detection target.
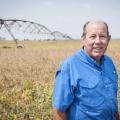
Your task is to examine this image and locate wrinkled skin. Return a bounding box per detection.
[82,21,111,64]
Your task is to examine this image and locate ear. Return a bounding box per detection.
[81,35,84,41]
[81,36,86,48]
[108,35,111,41]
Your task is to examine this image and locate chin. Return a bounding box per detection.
[93,51,104,56]
[91,53,103,60]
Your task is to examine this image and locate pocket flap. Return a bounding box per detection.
[79,76,100,88]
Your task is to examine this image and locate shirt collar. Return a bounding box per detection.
[77,48,105,68]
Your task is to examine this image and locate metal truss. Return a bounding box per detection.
[51,31,72,40]
[0,18,72,44]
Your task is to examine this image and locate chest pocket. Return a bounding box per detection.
[103,72,118,97]
[79,77,105,107]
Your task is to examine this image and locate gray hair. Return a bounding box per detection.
[81,21,110,38]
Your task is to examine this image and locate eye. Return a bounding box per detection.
[90,35,96,39]
[100,35,107,39]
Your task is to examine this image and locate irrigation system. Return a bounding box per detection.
[0,18,72,45]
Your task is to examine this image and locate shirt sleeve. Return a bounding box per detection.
[52,61,74,112]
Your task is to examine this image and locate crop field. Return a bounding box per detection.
[0,40,120,120]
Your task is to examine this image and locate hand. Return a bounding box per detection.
[116,112,120,120]
[53,109,67,120]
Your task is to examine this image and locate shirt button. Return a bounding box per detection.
[86,111,89,113]
[113,70,116,74]
[108,94,112,97]
[110,100,113,103]
[105,85,108,88]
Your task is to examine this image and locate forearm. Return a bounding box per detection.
[53,109,67,120]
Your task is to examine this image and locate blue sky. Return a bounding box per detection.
[0,0,120,39]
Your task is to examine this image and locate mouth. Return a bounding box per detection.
[93,47,103,52]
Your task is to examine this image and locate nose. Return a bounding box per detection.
[94,36,101,44]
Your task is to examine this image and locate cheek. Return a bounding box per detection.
[83,39,94,46]
[102,39,110,44]
[84,43,94,53]
[102,41,109,48]
[86,42,94,50]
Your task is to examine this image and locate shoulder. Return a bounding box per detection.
[103,54,118,80]
[103,54,115,67]
[58,51,80,71]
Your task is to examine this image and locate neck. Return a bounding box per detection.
[83,47,101,65]
[95,58,101,65]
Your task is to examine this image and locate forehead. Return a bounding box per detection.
[86,22,107,34]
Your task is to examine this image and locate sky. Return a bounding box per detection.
[0,0,120,39]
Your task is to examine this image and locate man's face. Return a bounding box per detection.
[82,21,111,63]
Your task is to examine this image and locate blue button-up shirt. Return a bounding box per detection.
[52,49,118,120]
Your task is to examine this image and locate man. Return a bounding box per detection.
[52,21,119,120]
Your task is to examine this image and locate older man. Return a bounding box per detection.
[52,21,119,120]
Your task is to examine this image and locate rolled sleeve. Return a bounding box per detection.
[52,62,74,112]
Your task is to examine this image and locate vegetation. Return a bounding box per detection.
[0,40,120,120]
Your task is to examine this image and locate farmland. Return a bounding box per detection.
[0,40,120,120]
